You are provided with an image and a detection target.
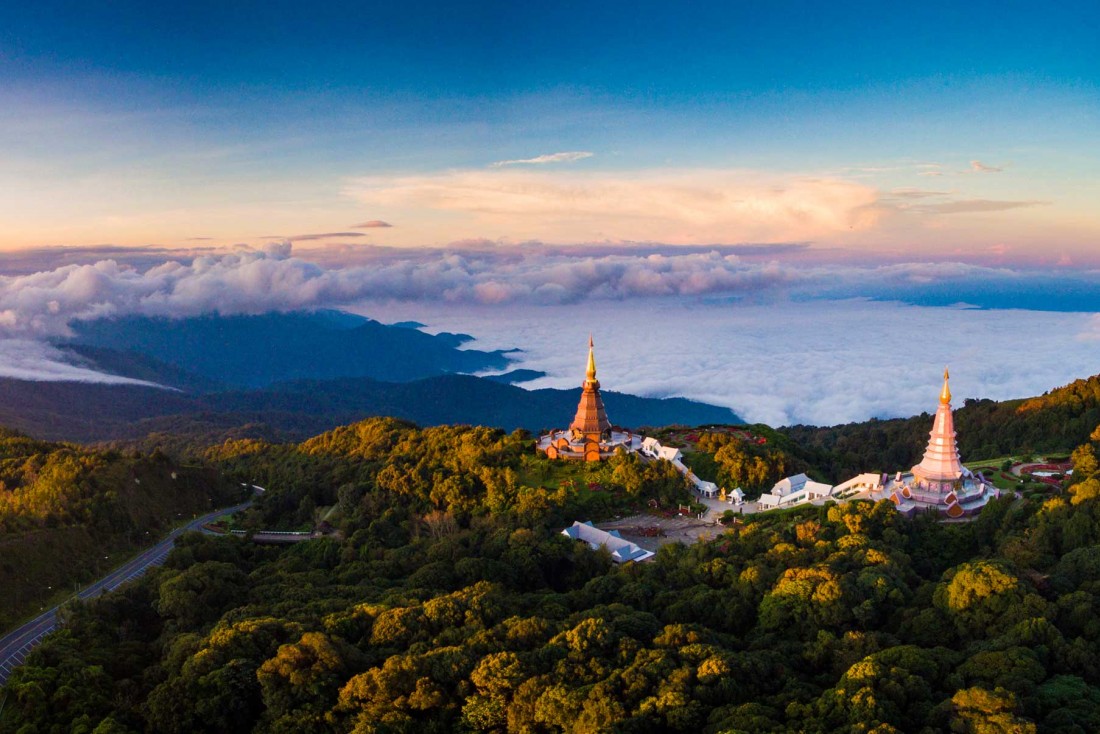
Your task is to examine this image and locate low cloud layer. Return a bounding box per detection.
[363,299,1100,427]
[0,244,1097,418]
[0,339,160,385]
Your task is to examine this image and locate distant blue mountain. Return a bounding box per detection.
[0,374,743,445]
[0,310,744,445]
[482,369,547,384]
[64,311,511,389]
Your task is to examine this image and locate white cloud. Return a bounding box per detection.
[491,151,594,167]
[1077,313,1100,341]
[0,243,1084,342]
[0,339,162,385]
[0,246,812,340]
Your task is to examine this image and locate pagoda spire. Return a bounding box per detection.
[571,335,611,438]
[585,334,597,383]
[912,366,965,484]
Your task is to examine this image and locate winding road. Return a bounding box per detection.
[0,495,256,687]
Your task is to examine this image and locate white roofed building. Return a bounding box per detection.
[561,521,655,563]
[758,473,835,509]
[832,473,884,499]
[695,480,720,498]
[641,438,683,463]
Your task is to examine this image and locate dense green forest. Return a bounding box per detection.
[676,425,807,493]
[5,410,1100,733]
[0,429,242,628]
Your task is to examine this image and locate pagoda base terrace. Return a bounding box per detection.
[870,472,997,518]
[537,429,641,461]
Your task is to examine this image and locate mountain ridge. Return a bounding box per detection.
[0,373,743,445]
[63,311,511,389]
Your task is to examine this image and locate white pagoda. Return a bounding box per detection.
[872,368,997,517]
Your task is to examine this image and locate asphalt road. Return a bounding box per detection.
[0,496,255,687]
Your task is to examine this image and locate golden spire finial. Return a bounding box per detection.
[586,335,597,382]
[940,366,952,405]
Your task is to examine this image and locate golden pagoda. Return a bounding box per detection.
[537,337,639,462]
[570,336,612,441]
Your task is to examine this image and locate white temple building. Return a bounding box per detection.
[831,473,885,499]
[641,437,682,463]
[757,473,835,509]
[752,369,996,518]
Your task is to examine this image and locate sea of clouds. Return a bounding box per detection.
[0,243,1097,425]
[364,298,1100,426]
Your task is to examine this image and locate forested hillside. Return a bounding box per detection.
[5,417,1100,732]
[206,417,693,530]
[0,430,242,628]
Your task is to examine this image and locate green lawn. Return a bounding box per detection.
[516,454,593,490]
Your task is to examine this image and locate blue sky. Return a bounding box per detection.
[1,1,1099,419]
[5,1,1096,97]
[0,1,1097,257]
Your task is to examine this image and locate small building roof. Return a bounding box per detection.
[771,473,810,495]
[562,521,655,563]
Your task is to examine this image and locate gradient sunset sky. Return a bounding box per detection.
[1,1,1097,262]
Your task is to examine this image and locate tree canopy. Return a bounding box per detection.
[5,414,1100,732]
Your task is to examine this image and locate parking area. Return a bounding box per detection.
[598,513,723,551]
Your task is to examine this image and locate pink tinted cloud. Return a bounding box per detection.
[347,168,881,245]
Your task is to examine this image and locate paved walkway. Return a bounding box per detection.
[0,494,257,687]
[695,495,764,517]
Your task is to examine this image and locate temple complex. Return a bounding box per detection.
[869,368,996,517]
[537,337,640,461]
[538,344,996,520]
[759,368,997,516]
